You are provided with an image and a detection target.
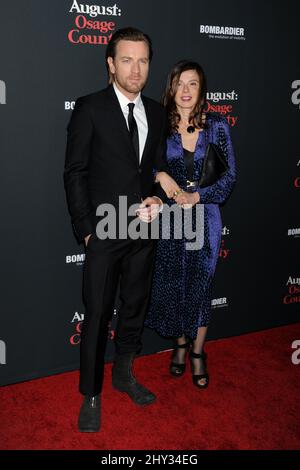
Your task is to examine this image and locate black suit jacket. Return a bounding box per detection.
[64,84,168,242]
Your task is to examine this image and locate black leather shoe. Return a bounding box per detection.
[112,352,156,406]
[78,395,101,432]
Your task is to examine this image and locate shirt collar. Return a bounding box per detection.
[113,82,143,112]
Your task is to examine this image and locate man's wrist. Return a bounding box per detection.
[153,196,162,205]
[152,196,163,212]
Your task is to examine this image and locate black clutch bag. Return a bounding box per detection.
[199,143,229,188]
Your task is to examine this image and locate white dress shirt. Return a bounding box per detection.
[113,82,148,163]
[113,82,163,212]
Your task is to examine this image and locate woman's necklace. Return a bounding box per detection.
[179,113,206,134]
[179,119,196,134]
[179,122,197,135]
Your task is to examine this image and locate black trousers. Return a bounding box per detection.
[79,234,156,396]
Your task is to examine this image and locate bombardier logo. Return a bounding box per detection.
[211,297,228,308]
[66,254,85,265]
[287,228,300,237]
[200,24,246,40]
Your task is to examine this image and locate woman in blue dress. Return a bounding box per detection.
[145,60,236,388]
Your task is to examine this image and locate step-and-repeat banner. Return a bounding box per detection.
[0,0,299,386]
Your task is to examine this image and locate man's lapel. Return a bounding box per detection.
[140,95,153,167]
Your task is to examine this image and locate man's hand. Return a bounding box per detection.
[84,233,92,246]
[135,196,162,223]
[174,191,200,209]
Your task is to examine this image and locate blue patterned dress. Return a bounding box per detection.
[145,113,236,339]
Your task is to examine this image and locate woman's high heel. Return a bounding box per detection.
[169,341,190,377]
[189,350,209,388]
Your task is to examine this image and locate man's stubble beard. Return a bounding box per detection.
[115,75,148,94]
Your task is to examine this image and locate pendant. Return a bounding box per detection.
[187,125,195,134]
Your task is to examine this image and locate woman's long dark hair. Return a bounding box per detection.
[163,60,208,135]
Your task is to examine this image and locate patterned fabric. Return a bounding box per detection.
[145,113,236,339]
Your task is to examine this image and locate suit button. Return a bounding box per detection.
[138,168,142,174]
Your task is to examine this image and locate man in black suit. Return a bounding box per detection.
[64,27,176,432]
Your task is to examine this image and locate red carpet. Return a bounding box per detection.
[1,324,300,450]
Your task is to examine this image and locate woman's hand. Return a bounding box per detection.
[155,171,181,199]
[174,191,200,209]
